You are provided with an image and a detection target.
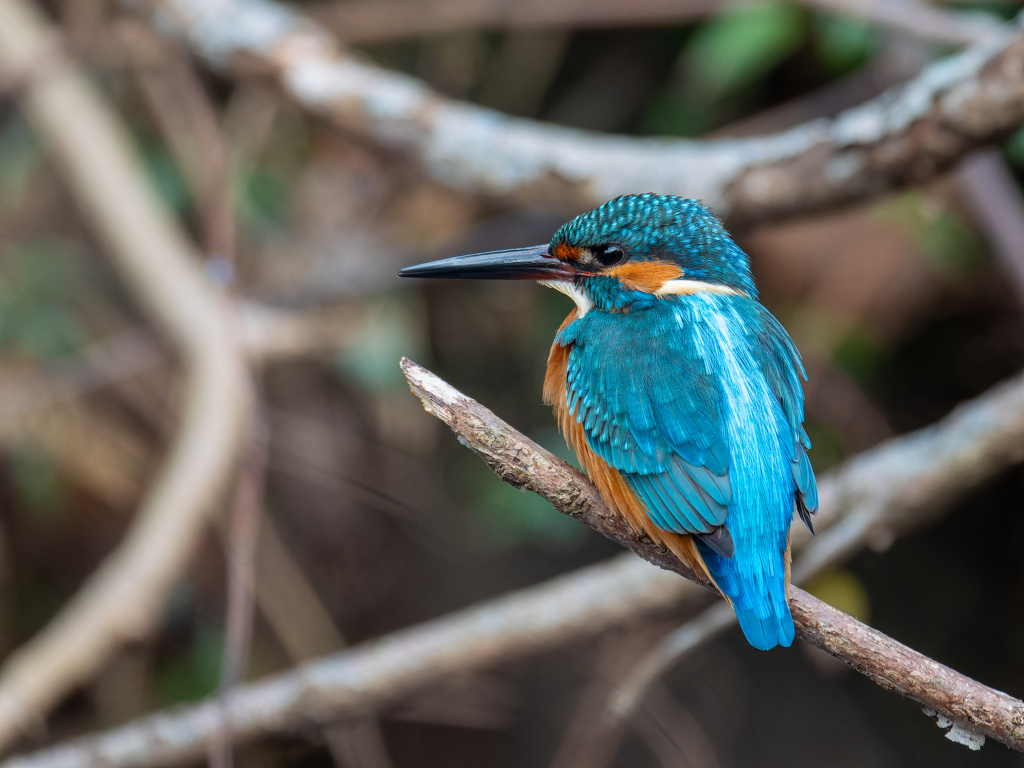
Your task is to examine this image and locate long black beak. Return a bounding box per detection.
[398,245,571,281]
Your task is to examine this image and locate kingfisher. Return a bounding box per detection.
[399,194,817,650]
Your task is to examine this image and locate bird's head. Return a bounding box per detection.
[399,194,756,314]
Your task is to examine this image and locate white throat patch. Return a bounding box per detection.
[539,280,593,317]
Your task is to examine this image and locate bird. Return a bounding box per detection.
[399,194,817,650]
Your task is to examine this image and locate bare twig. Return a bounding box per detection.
[630,684,719,768]
[7,355,1024,766]
[789,594,1020,751]
[305,0,999,46]
[306,0,718,44]
[0,302,362,427]
[803,0,1001,46]
[251,512,348,659]
[604,601,736,722]
[425,359,1024,756]
[0,0,251,748]
[956,148,1024,301]
[0,330,164,425]
[117,19,235,262]
[551,608,733,768]
[251,511,395,768]
[210,419,267,768]
[402,357,1024,576]
[0,327,381,765]
[123,0,1024,224]
[398,360,1024,751]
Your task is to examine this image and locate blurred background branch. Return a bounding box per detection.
[0,0,251,750]
[121,0,1023,222]
[956,149,1024,300]
[306,0,1000,47]
[3,555,695,768]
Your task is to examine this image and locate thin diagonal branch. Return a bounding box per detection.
[956,149,1024,301]
[124,0,1024,224]
[0,302,361,430]
[398,360,1024,752]
[210,417,267,768]
[789,597,1021,750]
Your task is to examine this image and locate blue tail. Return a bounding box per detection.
[698,542,794,651]
[734,605,794,651]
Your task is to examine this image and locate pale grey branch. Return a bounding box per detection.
[3,556,694,768]
[124,0,1024,223]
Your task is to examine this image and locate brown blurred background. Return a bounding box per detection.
[1,0,1024,766]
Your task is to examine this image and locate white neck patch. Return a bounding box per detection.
[539,280,593,317]
[655,279,743,297]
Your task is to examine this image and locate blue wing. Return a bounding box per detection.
[753,309,818,529]
[558,306,735,553]
[558,299,816,553]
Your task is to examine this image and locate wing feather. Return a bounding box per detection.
[558,308,733,541]
[752,310,819,527]
[553,297,815,550]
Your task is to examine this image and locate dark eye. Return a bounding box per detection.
[593,245,626,267]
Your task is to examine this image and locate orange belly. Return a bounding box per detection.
[543,310,717,589]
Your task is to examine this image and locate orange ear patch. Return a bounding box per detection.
[608,259,684,293]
